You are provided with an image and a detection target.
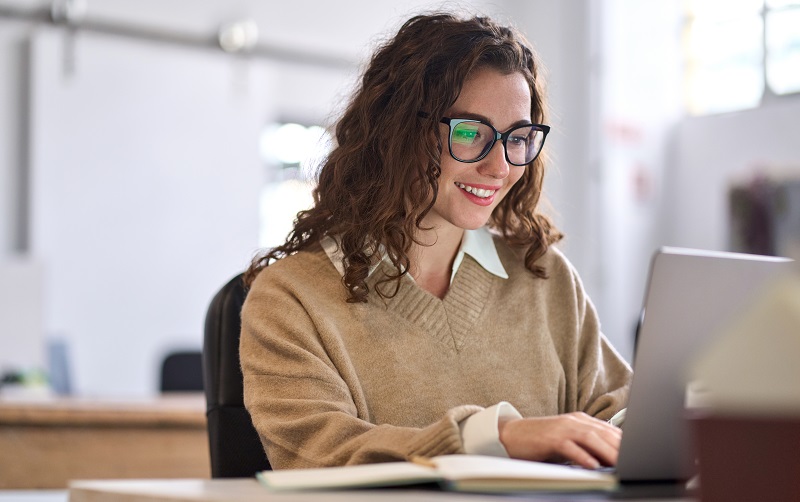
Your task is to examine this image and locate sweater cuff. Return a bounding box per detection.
[458,401,522,457]
[405,405,482,459]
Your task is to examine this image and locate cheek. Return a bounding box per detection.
[437,154,459,182]
[506,168,526,190]
[495,168,526,205]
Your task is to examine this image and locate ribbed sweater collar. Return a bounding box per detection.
[368,256,495,353]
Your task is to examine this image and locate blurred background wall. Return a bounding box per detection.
[0,0,798,396]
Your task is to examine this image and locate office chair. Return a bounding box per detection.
[160,350,203,392]
[202,273,271,477]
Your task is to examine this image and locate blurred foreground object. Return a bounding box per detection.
[690,270,800,502]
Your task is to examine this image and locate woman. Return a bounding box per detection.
[241,12,631,470]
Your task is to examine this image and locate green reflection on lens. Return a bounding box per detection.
[452,123,479,144]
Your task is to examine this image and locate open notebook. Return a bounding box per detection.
[258,454,616,493]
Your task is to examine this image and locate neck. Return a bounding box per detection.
[409,225,464,298]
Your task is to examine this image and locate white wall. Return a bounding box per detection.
[27,27,276,395]
[0,259,43,371]
[670,98,800,252]
[595,0,684,361]
[18,18,365,395]
[509,1,596,279]
[0,15,45,375]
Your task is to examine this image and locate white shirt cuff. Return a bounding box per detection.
[458,401,522,457]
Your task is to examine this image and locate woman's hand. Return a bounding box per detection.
[498,412,622,469]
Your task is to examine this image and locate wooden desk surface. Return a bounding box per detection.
[0,394,210,489]
[0,394,206,427]
[68,478,694,502]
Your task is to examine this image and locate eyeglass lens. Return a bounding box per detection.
[450,121,545,165]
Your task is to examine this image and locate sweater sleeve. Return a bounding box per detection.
[568,262,633,421]
[240,264,480,469]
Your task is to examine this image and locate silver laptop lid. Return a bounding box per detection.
[616,247,792,482]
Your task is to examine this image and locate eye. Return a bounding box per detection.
[452,123,480,145]
[507,134,528,147]
[506,126,535,148]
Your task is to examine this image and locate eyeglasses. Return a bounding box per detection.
[440,117,550,166]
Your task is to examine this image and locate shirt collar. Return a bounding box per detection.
[321,226,508,282]
[452,227,509,282]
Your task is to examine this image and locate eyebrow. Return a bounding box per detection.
[447,111,533,130]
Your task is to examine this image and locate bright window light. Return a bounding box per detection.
[258,178,315,249]
[257,122,332,249]
[766,5,800,94]
[685,6,764,115]
[684,0,800,115]
[766,0,800,8]
[260,122,332,169]
[687,0,763,18]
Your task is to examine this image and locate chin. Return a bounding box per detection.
[452,216,492,231]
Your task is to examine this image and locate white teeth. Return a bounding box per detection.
[455,182,496,198]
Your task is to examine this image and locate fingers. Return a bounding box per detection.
[565,413,622,467]
[558,439,604,469]
[499,412,623,468]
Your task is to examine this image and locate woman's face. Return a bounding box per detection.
[425,68,532,233]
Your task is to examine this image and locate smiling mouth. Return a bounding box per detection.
[455,182,497,199]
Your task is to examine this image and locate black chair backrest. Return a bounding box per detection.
[160,350,203,392]
[202,273,271,477]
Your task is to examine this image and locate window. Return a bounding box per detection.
[258,122,331,248]
[684,0,800,115]
[766,0,800,94]
[684,0,764,114]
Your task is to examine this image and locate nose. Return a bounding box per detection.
[478,140,510,179]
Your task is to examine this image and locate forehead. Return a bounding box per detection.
[448,68,532,127]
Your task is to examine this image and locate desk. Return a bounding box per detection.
[0,394,210,489]
[69,479,693,502]
[68,479,694,502]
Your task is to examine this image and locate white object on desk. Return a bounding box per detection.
[0,491,67,502]
[691,274,800,415]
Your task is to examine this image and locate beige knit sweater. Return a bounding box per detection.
[240,238,632,469]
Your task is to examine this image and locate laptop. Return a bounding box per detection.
[614,247,792,483]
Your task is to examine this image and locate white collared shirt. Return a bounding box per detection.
[321,226,509,283]
[449,226,509,283]
[321,226,521,458]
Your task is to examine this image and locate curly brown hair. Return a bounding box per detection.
[245,12,562,302]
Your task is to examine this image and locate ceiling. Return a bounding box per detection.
[0,0,501,64]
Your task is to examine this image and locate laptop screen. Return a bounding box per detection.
[615,247,791,482]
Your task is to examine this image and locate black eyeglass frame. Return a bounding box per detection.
[439,117,550,166]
